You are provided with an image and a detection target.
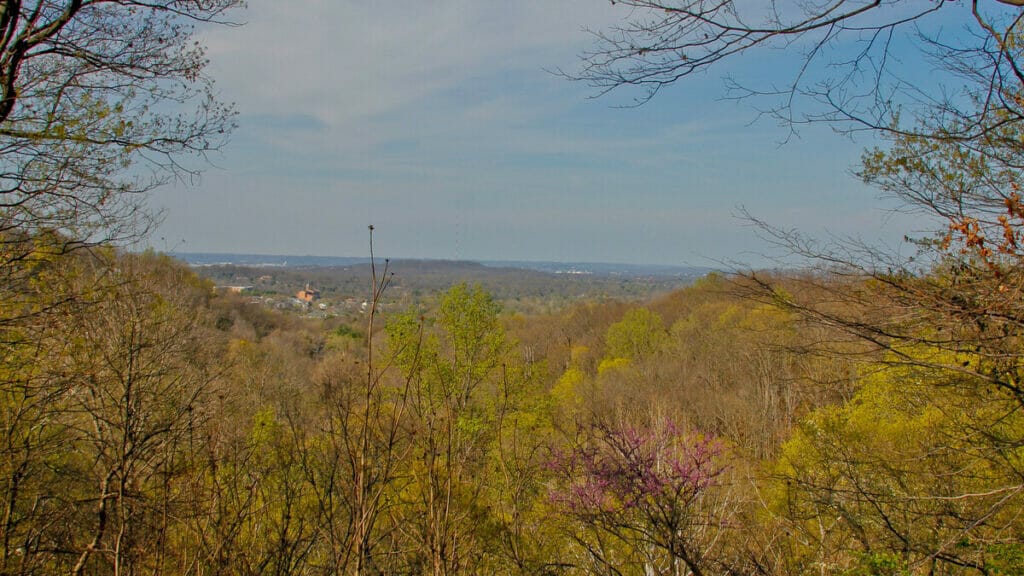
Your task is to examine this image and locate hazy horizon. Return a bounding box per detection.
[171,250,717,274]
[150,1,933,268]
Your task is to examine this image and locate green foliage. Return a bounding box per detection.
[597,356,631,376]
[775,350,1024,574]
[438,283,506,392]
[849,552,909,576]
[604,307,666,361]
[552,366,585,411]
[386,307,433,379]
[987,543,1024,575]
[0,249,228,574]
[7,235,1024,574]
[383,283,519,572]
[333,323,363,339]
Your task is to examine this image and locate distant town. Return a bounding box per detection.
[185,252,714,317]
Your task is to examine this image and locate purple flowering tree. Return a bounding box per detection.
[549,419,731,576]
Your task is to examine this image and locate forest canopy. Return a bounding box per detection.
[0,1,1020,575]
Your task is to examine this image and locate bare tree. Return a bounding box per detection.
[576,0,1024,396]
[576,1,1024,141]
[0,0,239,242]
[0,0,241,351]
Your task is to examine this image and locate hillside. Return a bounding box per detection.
[180,253,711,314]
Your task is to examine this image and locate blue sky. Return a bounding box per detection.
[151,0,934,267]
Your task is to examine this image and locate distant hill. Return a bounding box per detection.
[479,260,712,278]
[173,252,713,279]
[172,252,714,313]
[175,252,366,268]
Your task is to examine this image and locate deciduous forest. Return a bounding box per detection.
[2,1,1024,575]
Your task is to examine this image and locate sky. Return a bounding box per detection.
[150,0,929,267]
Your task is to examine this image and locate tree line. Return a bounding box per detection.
[5,242,1020,574]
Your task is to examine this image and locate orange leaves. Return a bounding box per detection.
[943,188,1024,279]
[948,216,987,256]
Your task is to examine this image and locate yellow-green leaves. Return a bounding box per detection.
[605,307,666,362]
[775,351,1024,573]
